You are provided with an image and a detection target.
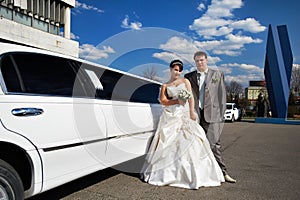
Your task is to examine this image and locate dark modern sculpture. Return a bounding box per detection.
[264,24,293,119]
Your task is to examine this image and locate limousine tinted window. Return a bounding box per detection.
[0,52,160,103]
[0,55,23,92]
[82,64,160,104]
[0,53,87,97]
[130,83,160,103]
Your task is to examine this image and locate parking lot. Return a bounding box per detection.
[29,120,300,200]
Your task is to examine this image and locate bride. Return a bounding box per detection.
[140,59,224,189]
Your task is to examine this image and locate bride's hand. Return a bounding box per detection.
[190,112,196,121]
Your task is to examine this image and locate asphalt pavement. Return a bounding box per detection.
[29,120,300,200]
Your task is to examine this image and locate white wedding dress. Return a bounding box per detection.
[141,83,224,189]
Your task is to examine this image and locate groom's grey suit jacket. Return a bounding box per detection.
[184,68,226,123]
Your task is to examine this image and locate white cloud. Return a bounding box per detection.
[213,49,241,56]
[156,37,204,65]
[121,15,142,30]
[190,16,230,30]
[189,0,266,44]
[225,75,249,86]
[193,34,263,56]
[225,74,264,87]
[59,32,80,40]
[239,63,263,72]
[159,37,199,54]
[218,62,264,87]
[75,1,104,13]
[205,0,243,18]
[153,36,223,70]
[226,34,262,44]
[79,44,115,61]
[231,18,267,33]
[217,66,233,74]
[70,32,80,40]
[208,56,222,65]
[153,0,266,85]
[154,32,264,66]
[196,26,234,39]
[152,52,179,63]
[197,3,206,11]
[221,63,263,73]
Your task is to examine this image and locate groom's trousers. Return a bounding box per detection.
[199,109,227,175]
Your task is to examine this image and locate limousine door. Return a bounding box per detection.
[0,53,109,191]
[80,67,163,171]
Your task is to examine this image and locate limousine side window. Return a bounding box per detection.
[0,53,88,97]
[130,83,160,104]
[0,55,23,92]
[80,64,122,100]
[81,64,160,104]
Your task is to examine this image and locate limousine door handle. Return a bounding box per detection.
[11,108,44,117]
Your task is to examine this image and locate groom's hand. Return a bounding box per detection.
[178,99,187,106]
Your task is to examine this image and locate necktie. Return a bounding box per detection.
[198,72,205,109]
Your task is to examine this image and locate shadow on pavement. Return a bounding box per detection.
[27,156,147,200]
[28,167,120,200]
[224,119,255,123]
[239,119,255,123]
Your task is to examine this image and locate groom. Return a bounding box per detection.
[184,51,236,183]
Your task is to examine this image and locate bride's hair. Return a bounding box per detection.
[169,59,183,72]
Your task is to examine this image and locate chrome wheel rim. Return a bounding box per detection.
[0,184,9,200]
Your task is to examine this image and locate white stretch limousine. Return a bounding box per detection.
[0,42,162,199]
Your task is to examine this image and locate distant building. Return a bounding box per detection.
[0,0,78,57]
[245,80,268,106]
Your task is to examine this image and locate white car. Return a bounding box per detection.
[224,103,241,122]
[0,42,162,199]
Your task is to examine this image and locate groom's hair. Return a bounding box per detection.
[193,51,207,59]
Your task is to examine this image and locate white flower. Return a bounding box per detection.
[177,89,192,101]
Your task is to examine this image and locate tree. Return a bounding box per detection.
[291,64,300,92]
[142,66,160,81]
[226,81,244,103]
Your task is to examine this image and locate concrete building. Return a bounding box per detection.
[245,80,268,106]
[0,0,78,57]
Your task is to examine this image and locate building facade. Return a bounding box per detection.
[0,0,78,57]
[245,80,268,106]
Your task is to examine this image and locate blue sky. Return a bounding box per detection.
[71,0,300,87]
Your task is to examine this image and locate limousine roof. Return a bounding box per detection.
[0,42,162,85]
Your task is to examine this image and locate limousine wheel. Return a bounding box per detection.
[0,159,24,200]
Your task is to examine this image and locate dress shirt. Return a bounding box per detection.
[197,69,208,109]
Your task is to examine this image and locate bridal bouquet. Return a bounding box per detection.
[177,89,192,101]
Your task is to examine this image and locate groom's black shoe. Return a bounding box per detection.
[224,174,236,183]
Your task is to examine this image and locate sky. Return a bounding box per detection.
[70,0,300,87]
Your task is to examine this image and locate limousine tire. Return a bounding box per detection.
[0,159,24,200]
